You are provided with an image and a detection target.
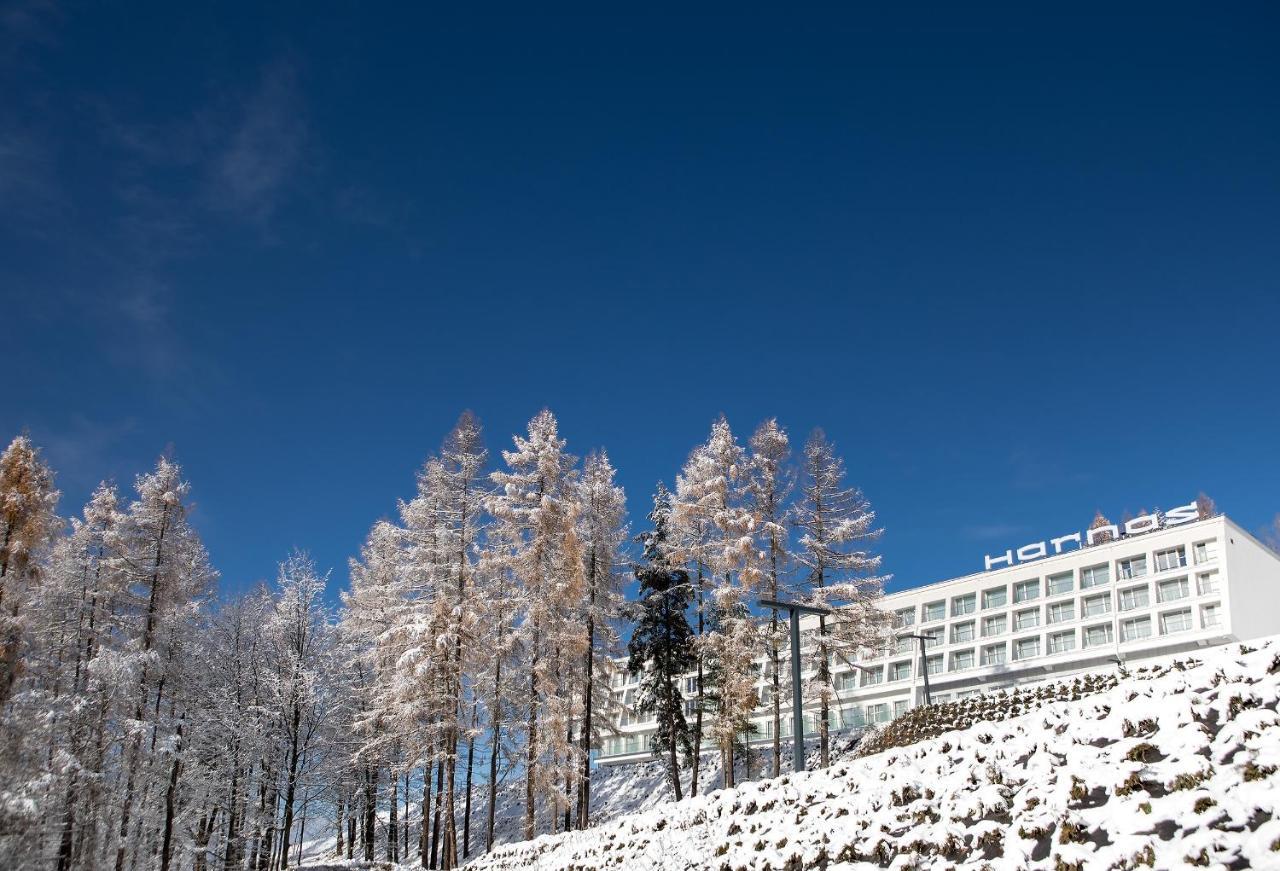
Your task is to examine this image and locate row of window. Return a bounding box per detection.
[836,602,1223,685]
[896,540,1218,628]
[885,571,1220,655]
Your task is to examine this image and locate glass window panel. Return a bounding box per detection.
[1080,564,1110,589]
[982,587,1007,609]
[1082,594,1111,618]
[1047,572,1074,596]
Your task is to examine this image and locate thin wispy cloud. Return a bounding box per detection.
[962,522,1027,541]
[210,59,307,223]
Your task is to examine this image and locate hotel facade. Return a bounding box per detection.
[599,507,1280,765]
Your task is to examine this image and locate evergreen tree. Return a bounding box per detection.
[628,484,696,801]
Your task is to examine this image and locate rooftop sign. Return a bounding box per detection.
[984,500,1200,571]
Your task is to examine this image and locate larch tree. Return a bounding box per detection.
[572,450,626,829]
[792,429,890,768]
[486,409,587,840]
[266,551,333,868]
[0,434,61,710]
[113,457,216,871]
[747,419,792,777]
[673,417,761,789]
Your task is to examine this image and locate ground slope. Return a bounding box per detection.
[465,638,1280,870]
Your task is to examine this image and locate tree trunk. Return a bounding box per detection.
[418,757,430,867]
[485,650,503,852]
[819,618,830,767]
[578,611,595,829]
[362,765,376,862]
[523,628,540,841]
[463,702,477,858]
[334,792,344,858]
[388,770,398,863]
[689,564,705,799]
[430,755,445,867]
[159,720,184,871]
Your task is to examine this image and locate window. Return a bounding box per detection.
[1014,607,1040,631]
[1080,564,1110,589]
[1193,540,1218,565]
[921,627,943,649]
[1198,572,1219,595]
[1118,585,1150,612]
[684,676,697,694]
[1047,572,1073,596]
[836,672,858,692]
[890,660,912,682]
[866,703,890,724]
[1084,623,1114,648]
[684,698,699,717]
[1202,603,1222,629]
[1118,555,1147,580]
[1120,616,1152,643]
[982,587,1007,609]
[1160,609,1193,635]
[1047,601,1075,625]
[1048,630,1076,654]
[982,614,1007,637]
[1153,547,1187,573]
[950,649,975,671]
[1082,593,1111,618]
[1013,579,1040,603]
[923,600,945,622]
[1014,637,1040,661]
[952,593,976,616]
[951,621,975,644]
[893,699,910,719]
[894,607,916,628]
[894,635,914,656]
[1157,577,1189,603]
[860,665,884,686]
[981,642,1006,666]
[925,654,943,676]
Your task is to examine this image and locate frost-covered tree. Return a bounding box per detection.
[748,419,792,777]
[111,456,216,871]
[0,434,61,710]
[266,551,333,867]
[627,484,696,801]
[486,410,586,840]
[672,417,761,789]
[792,429,890,768]
[572,450,626,828]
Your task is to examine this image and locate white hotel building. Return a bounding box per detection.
[599,509,1280,765]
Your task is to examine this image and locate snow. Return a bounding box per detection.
[461,638,1280,870]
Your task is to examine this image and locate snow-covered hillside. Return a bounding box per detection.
[465,638,1280,870]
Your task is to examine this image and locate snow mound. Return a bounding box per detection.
[464,638,1280,870]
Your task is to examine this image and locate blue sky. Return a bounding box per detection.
[3,3,1278,599]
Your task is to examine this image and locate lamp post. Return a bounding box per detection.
[905,634,934,706]
[760,598,831,774]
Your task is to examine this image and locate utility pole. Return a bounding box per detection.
[906,634,933,706]
[760,598,831,774]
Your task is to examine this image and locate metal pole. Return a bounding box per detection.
[790,608,804,773]
[918,636,932,706]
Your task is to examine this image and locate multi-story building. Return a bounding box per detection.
[599,508,1280,765]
